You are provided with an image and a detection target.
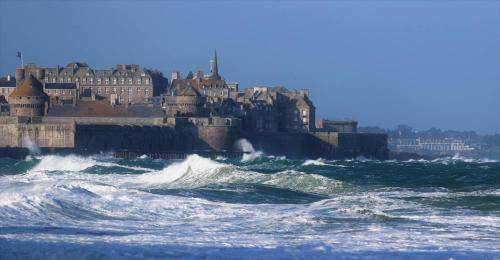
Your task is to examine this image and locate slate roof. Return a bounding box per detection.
[47,100,164,117]
[0,76,16,88]
[45,83,77,90]
[178,84,201,96]
[9,76,48,98]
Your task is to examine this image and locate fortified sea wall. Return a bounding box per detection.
[245,131,388,159]
[0,116,242,155]
[0,117,388,159]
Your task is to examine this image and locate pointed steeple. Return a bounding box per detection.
[210,50,219,79]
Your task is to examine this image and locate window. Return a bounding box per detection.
[105,78,109,85]
[75,78,79,82]
[97,78,101,84]
[120,78,125,84]
[127,78,132,84]
[67,77,72,82]
[145,88,149,96]
[113,87,117,94]
[97,87,102,94]
[105,87,109,94]
[62,90,66,94]
[89,78,93,84]
[44,78,48,82]
[302,110,307,116]
[59,78,64,83]
[52,78,56,83]
[128,87,132,96]
[137,87,141,95]
[137,78,141,84]
[145,79,150,85]
[113,78,117,85]
[121,87,124,94]
[82,78,86,84]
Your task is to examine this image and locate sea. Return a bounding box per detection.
[0,147,499,259]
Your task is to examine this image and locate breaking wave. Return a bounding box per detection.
[0,153,499,258]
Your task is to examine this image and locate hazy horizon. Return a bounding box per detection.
[1,0,499,134]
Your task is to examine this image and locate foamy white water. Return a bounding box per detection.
[0,154,499,258]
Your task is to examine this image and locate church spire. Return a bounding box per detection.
[210,50,219,79]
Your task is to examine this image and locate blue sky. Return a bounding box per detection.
[0,0,499,133]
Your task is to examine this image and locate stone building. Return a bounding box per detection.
[241,86,278,132]
[164,83,207,117]
[168,51,238,101]
[8,75,49,117]
[316,119,358,133]
[275,88,315,132]
[15,62,167,104]
[0,75,16,102]
[44,82,78,106]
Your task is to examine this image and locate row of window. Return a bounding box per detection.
[0,88,13,94]
[91,87,150,96]
[11,103,43,108]
[44,77,150,85]
[202,89,228,96]
[46,89,73,95]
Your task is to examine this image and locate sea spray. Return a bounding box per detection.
[21,136,41,155]
[0,154,499,258]
[234,138,263,162]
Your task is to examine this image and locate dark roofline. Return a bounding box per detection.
[45,83,77,89]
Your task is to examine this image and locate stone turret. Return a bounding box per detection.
[9,75,49,117]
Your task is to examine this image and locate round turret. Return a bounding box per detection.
[9,75,49,117]
[165,84,206,117]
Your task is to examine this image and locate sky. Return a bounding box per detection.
[0,0,499,133]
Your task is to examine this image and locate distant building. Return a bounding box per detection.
[0,75,16,102]
[168,51,238,101]
[392,138,474,153]
[239,86,315,132]
[15,62,168,104]
[44,83,78,106]
[316,119,358,133]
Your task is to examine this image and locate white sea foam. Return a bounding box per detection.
[31,155,99,172]
[303,158,329,166]
[21,136,41,155]
[235,138,264,162]
[0,154,499,257]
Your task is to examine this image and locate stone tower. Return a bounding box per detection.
[9,75,49,117]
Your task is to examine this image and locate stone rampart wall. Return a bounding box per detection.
[42,117,165,125]
[0,122,75,148]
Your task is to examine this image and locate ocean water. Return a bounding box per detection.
[0,152,499,259]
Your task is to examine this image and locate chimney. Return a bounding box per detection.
[15,68,25,87]
[171,71,180,80]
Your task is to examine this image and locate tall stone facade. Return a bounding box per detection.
[15,62,168,104]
